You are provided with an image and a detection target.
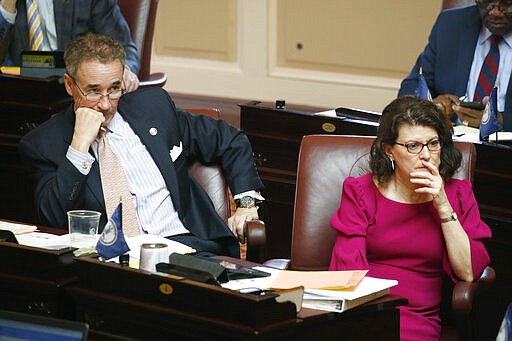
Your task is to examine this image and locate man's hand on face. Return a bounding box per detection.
[70,107,105,153]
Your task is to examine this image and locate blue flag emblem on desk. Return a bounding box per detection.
[96,203,130,260]
[480,86,502,140]
[413,68,432,101]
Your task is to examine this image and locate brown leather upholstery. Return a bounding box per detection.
[271,134,494,341]
[442,0,475,9]
[290,135,476,271]
[118,0,167,88]
[184,108,263,261]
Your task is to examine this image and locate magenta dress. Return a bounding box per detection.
[329,174,491,341]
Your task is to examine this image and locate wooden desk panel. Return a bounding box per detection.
[0,75,72,223]
[70,256,404,340]
[0,238,76,317]
[0,227,404,340]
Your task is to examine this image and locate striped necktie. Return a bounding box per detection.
[26,0,47,51]
[474,35,501,102]
[98,130,141,237]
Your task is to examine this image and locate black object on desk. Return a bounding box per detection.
[0,230,17,243]
[156,253,271,284]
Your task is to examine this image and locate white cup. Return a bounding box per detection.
[139,243,168,272]
[67,210,101,249]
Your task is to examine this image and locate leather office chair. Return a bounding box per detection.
[184,108,263,262]
[261,134,495,341]
[442,0,475,9]
[118,0,167,88]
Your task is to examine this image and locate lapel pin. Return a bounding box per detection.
[149,127,158,136]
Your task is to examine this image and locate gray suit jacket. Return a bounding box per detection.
[0,0,140,73]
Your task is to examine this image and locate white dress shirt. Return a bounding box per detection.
[67,112,189,236]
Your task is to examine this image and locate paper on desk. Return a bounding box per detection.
[453,125,512,142]
[222,268,367,291]
[0,221,37,235]
[304,276,398,300]
[16,232,72,250]
[125,234,195,260]
[269,270,367,290]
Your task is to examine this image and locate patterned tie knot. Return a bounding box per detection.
[491,35,501,45]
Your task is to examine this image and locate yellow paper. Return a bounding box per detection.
[269,270,367,290]
[0,66,21,75]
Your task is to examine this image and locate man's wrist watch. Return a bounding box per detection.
[441,211,458,223]
[236,196,256,209]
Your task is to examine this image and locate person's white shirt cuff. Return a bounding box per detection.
[0,5,16,24]
[233,190,265,201]
[66,146,96,175]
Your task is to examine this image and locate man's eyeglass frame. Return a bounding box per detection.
[70,74,125,103]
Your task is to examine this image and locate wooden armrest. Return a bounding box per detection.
[452,266,496,313]
[139,72,168,88]
[245,220,266,263]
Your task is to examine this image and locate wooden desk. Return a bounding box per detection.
[69,255,405,340]
[240,101,512,339]
[0,224,75,318]
[0,222,405,340]
[0,74,72,223]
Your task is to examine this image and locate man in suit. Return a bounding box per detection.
[398,1,512,131]
[0,0,140,91]
[19,33,263,257]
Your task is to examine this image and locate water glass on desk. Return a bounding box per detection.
[67,210,101,249]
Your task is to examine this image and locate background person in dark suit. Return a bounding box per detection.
[0,0,140,91]
[19,33,263,257]
[398,1,512,130]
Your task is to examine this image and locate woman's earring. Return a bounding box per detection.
[388,157,395,171]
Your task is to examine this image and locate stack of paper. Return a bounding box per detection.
[223,268,397,313]
[0,221,37,235]
[303,276,398,312]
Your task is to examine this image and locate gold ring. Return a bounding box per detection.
[462,120,469,126]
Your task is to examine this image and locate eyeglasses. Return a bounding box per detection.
[395,139,441,154]
[71,77,124,103]
[475,0,512,14]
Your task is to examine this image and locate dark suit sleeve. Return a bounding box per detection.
[398,14,441,97]
[174,105,264,195]
[0,12,14,64]
[90,0,140,74]
[18,126,91,229]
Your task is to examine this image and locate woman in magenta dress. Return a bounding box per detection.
[329,96,491,341]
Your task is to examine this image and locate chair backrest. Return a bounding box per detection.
[117,0,163,83]
[290,134,476,271]
[442,0,475,9]
[184,108,230,222]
